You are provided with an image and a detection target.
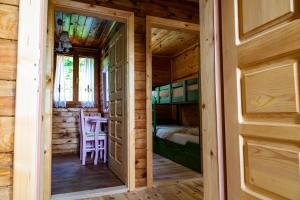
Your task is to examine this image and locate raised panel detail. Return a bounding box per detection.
[244,139,300,199]
[109,121,115,137]
[116,100,122,116]
[243,62,299,113]
[115,143,122,164]
[116,34,124,63]
[109,101,115,117]
[109,140,115,158]
[109,69,115,92]
[238,0,297,38]
[116,121,122,139]
[116,67,122,91]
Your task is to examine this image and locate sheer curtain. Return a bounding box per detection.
[53,55,67,108]
[80,57,94,108]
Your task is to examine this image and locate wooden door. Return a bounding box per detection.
[108,24,127,184]
[222,1,300,199]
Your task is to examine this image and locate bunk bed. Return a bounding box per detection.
[152,78,201,172]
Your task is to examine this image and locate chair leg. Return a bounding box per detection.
[82,150,87,165]
[104,138,107,163]
[80,138,82,160]
[100,140,103,160]
[94,150,98,165]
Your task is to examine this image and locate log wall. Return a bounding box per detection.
[0,1,199,195]
[52,108,99,154]
[0,0,18,199]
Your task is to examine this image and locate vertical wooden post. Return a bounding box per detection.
[43,2,54,200]
[146,16,153,188]
[13,0,47,199]
[200,0,225,199]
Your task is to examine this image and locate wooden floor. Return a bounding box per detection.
[82,178,203,200]
[52,154,123,195]
[153,153,202,182]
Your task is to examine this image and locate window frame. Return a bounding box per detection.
[53,48,99,108]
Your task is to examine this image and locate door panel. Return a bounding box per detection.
[108,24,127,183]
[238,0,299,39]
[223,0,300,199]
[244,139,300,200]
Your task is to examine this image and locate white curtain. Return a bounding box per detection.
[53,55,67,108]
[80,58,94,108]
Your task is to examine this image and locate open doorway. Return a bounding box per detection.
[146,17,202,185]
[51,11,125,195]
[43,1,135,199]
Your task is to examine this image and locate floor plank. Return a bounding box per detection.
[51,154,123,195]
[82,179,203,200]
[153,153,202,182]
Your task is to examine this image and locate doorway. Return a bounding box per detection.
[43,1,135,199]
[145,16,202,186]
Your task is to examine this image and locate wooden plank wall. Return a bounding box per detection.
[52,108,99,154]
[152,55,171,87]
[152,55,172,121]
[0,0,199,193]
[0,0,18,199]
[171,44,200,126]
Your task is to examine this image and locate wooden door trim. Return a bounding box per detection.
[13,0,47,199]
[200,0,225,199]
[146,12,225,199]
[14,0,135,199]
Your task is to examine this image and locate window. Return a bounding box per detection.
[63,56,74,101]
[54,54,96,108]
[79,57,94,107]
[102,57,109,112]
[53,55,73,108]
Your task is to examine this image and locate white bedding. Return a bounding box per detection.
[156,125,199,145]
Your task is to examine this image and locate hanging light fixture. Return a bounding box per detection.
[56,18,72,53]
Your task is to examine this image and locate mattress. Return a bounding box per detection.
[156,125,199,145]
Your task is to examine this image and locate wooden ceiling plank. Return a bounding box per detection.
[151,28,199,56]
[63,13,71,32]
[81,16,94,43]
[96,20,113,47]
[74,15,87,45]
[85,18,102,46]
[69,14,79,38]
[55,11,63,36]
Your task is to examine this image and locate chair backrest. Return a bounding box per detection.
[80,109,104,135]
[80,109,85,137]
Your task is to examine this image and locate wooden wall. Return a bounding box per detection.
[0,1,199,194]
[0,0,18,199]
[152,55,171,87]
[171,44,200,127]
[52,108,99,154]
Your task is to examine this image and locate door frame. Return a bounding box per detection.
[14,0,135,199]
[145,2,225,198]
[145,16,200,188]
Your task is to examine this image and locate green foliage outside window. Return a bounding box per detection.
[63,56,73,101]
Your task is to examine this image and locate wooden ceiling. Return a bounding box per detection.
[151,28,199,56]
[55,11,119,48]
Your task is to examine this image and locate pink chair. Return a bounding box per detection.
[79,110,98,165]
[79,109,108,165]
[94,119,108,165]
